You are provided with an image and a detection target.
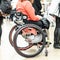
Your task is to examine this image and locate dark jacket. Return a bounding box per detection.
[33,0,42,15]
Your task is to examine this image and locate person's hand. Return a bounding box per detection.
[37,15,43,20]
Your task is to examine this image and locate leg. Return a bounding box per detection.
[54,17,60,48]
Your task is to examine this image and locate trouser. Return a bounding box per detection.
[54,17,60,44]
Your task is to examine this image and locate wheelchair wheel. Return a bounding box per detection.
[13,24,46,58]
[9,25,33,50]
[9,25,17,46]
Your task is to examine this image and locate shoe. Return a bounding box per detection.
[54,43,60,49]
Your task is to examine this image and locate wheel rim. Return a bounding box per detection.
[13,24,46,58]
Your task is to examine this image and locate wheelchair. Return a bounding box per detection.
[9,12,50,58]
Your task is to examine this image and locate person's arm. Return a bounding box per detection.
[25,1,41,21]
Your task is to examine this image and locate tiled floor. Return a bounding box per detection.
[0,19,60,60]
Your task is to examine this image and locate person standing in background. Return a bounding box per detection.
[46,0,60,48]
[0,0,12,45]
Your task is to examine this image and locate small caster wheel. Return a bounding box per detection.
[45,49,48,56]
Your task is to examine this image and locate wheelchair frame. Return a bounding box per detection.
[9,12,50,58]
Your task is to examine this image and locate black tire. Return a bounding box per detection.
[13,24,46,58]
[9,25,17,46]
[9,25,33,50]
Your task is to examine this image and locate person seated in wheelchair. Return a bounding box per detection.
[16,0,50,29]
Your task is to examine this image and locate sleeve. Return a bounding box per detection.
[48,0,60,17]
[0,0,1,4]
[25,1,40,21]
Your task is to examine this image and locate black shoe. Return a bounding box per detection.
[54,44,60,49]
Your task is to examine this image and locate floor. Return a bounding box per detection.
[0,19,60,60]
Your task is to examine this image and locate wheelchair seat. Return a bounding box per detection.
[11,11,50,29]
